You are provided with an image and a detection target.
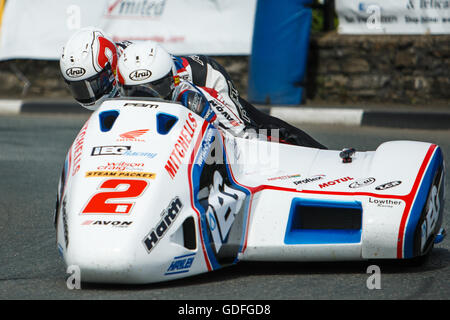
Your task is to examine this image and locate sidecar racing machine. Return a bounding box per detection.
[54,98,446,284]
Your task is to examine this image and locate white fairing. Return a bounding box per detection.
[55,97,445,284]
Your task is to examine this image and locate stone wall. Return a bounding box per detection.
[0,59,71,98]
[305,32,450,106]
[0,32,449,106]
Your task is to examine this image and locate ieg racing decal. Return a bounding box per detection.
[91,146,157,159]
[91,145,131,156]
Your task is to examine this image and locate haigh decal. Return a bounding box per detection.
[142,197,183,253]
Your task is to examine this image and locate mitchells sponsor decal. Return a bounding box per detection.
[165,113,197,179]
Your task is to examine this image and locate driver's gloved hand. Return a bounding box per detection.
[179,90,216,122]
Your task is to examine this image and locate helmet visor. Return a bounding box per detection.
[120,70,174,100]
[65,64,114,105]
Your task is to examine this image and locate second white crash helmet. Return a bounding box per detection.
[60,27,118,110]
[117,41,178,99]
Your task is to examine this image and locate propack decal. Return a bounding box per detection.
[293,174,325,186]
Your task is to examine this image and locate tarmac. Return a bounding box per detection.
[0,98,449,130]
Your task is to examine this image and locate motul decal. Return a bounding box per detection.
[319,177,354,189]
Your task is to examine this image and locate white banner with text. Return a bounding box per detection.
[0,0,256,60]
[336,0,450,34]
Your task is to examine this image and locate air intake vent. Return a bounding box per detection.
[285,199,362,245]
[156,112,178,135]
[99,110,119,132]
[182,217,197,250]
[170,217,197,250]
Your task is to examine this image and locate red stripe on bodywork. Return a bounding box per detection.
[222,140,437,258]
[396,144,437,258]
[187,119,212,271]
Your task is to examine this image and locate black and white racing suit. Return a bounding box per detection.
[172,55,326,149]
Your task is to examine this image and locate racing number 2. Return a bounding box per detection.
[82,179,148,214]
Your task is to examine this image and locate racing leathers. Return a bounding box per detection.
[171,55,326,149]
[113,43,325,149]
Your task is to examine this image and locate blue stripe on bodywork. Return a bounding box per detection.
[191,129,250,270]
[403,147,443,258]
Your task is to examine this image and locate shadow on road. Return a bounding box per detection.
[79,247,449,291]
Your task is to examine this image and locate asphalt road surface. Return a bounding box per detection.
[0,113,448,301]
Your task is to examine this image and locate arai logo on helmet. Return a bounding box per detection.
[129,69,152,81]
[66,67,86,78]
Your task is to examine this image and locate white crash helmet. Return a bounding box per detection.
[60,27,118,110]
[117,41,178,99]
